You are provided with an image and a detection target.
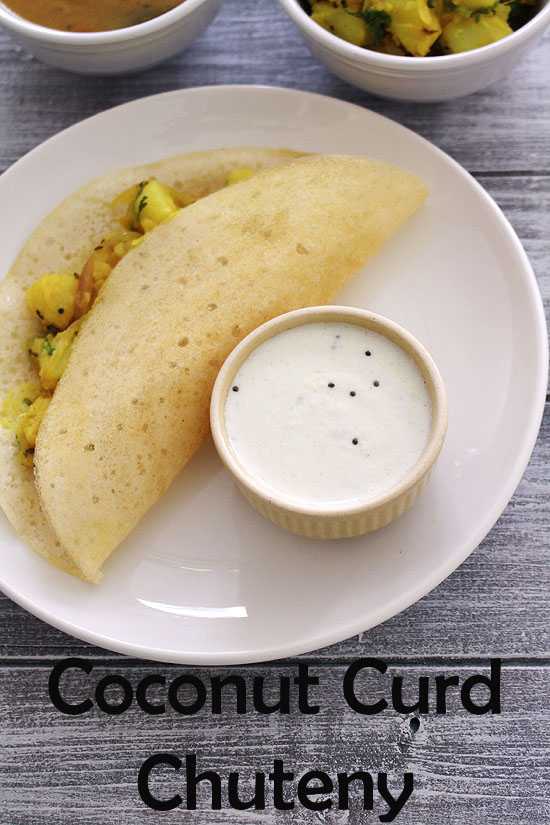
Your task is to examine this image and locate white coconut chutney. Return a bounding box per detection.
[224,322,431,505]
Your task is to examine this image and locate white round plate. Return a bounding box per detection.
[0,86,546,664]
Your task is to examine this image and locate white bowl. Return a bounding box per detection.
[211,306,448,539]
[0,0,224,75]
[277,0,550,101]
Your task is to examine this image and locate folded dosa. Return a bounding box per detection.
[2,152,428,582]
[0,147,303,579]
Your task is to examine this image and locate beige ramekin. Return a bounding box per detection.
[210,306,448,539]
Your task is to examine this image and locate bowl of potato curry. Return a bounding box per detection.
[277,0,549,99]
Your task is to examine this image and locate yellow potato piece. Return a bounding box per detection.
[441,13,512,52]
[130,179,180,233]
[36,319,82,392]
[225,168,256,185]
[0,386,49,466]
[312,2,371,46]
[495,3,511,22]
[18,396,51,449]
[0,382,42,434]
[26,272,78,330]
[370,0,441,54]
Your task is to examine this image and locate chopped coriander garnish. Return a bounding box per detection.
[42,338,55,357]
[356,8,392,42]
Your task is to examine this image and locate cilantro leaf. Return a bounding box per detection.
[356,8,392,41]
[42,338,55,357]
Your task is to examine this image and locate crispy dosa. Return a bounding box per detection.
[2,152,428,582]
[0,147,303,578]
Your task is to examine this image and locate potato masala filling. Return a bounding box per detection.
[306,0,538,57]
[1,171,254,465]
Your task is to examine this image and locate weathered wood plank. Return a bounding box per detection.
[0,2,548,175]
[477,175,549,312]
[0,662,548,823]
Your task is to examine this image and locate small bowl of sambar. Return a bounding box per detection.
[0,0,224,74]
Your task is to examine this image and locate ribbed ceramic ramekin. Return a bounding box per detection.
[210,306,448,539]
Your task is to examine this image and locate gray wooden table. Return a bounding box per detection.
[0,1,548,822]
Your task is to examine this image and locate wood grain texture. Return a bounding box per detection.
[0,0,548,821]
[1,663,549,823]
